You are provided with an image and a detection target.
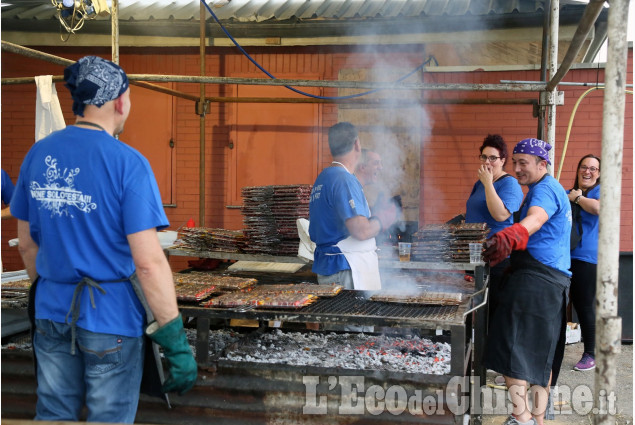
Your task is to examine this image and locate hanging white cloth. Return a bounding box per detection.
[35,75,66,142]
[335,236,381,290]
[296,218,315,262]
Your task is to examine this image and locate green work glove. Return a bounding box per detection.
[146,314,197,395]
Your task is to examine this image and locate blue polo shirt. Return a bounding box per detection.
[309,166,370,276]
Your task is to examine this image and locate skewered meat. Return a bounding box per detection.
[370,291,464,306]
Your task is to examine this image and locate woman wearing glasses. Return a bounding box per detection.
[567,154,601,371]
[465,134,523,324]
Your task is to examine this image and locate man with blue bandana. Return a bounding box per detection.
[483,138,571,425]
[11,56,196,423]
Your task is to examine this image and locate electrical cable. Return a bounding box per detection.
[54,0,87,40]
[199,0,436,100]
[556,87,634,181]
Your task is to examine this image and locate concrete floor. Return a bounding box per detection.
[482,342,633,425]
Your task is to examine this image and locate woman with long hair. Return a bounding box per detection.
[567,154,601,371]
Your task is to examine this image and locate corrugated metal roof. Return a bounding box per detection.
[208,0,546,22]
[1,0,558,23]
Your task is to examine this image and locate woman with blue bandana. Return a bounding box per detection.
[482,138,571,425]
[11,56,197,423]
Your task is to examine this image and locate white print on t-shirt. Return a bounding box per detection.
[310,184,322,202]
[29,155,97,217]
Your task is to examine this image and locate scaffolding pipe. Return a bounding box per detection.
[111,0,119,64]
[1,41,72,67]
[2,72,547,92]
[503,80,634,88]
[116,75,550,92]
[199,1,206,227]
[546,0,558,171]
[546,0,606,92]
[537,0,551,140]
[0,74,537,106]
[132,81,200,102]
[3,76,66,84]
[1,41,548,92]
[203,97,537,105]
[1,74,202,102]
[594,0,629,424]
[9,72,630,91]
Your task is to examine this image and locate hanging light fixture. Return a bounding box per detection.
[51,0,111,38]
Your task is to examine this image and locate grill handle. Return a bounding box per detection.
[462,285,489,319]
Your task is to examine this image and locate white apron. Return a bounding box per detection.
[336,236,381,290]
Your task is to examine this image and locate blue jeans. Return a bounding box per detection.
[317,269,354,289]
[34,319,144,423]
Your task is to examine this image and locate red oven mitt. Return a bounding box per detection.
[483,223,529,267]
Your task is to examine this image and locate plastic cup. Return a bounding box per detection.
[398,242,412,262]
[469,243,483,263]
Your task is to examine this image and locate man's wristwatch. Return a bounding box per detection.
[574,195,582,204]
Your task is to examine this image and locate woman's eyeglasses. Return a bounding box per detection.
[478,155,501,162]
[579,165,599,173]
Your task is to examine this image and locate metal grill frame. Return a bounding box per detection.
[180,264,488,380]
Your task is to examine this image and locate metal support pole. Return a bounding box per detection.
[199,1,206,227]
[546,0,559,172]
[115,76,550,92]
[594,0,629,424]
[537,0,551,140]
[1,41,72,66]
[202,97,537,106]
[503,80,633,89]
[111,0,119,64]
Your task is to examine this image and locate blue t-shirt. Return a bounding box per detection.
[517,174,572,276]
[309,166,370,276]
[465,175,524,237]
[569,185,600,264]
[1,169,15,205]
[11,126,169,337]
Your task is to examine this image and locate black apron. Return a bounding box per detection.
[27,274,170,406]
[484,250,568,387]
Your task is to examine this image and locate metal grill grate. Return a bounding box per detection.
[300,290,460,322]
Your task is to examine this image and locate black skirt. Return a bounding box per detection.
[484,252,569,387]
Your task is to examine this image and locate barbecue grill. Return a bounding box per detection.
[181,288,482,377]
[0,259,489,425]
[172,261,489,425]
[1,270,31,338]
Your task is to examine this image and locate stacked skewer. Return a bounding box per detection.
[411,223,489,263]
[241,184,311,255]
